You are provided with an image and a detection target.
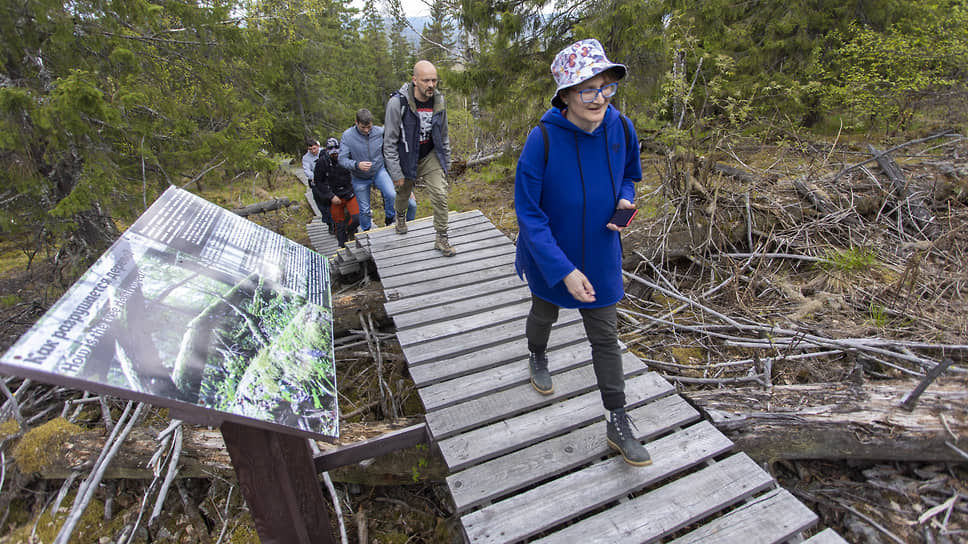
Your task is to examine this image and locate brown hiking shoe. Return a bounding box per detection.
[395,215,408,234]
[434,233,456,257]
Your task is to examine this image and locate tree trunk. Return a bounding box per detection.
[27,419,446,484]
[685,380,968,463]
[233,198,294,217]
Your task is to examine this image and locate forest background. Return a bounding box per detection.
[1,0,967,542]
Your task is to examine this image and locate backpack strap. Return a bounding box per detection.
[539,121,549,166]
[539,114,632,166]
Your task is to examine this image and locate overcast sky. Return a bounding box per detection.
[349,0,431,18]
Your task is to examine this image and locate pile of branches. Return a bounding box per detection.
[622,130,967,384]
[618,132,968,542]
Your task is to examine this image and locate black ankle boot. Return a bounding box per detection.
[607,408,652,466]
[529,352,553,395]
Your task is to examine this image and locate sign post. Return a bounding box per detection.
[1,186,340,542]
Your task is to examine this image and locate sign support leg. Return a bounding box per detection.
[221,422,335,544]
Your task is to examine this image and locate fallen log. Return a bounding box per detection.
[685,380,968,463]
[19,418,446,484]
[232,197,293,217]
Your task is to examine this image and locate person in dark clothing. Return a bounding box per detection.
[313,138,359,248]
[303,138,335,234]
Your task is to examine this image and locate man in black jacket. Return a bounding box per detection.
[313,138,359,248]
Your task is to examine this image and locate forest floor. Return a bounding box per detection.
[0,131,967,543]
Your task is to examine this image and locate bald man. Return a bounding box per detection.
[383,60,456,256]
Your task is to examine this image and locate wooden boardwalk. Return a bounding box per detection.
[354,210,847,544]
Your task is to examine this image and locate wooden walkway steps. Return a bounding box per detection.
[355,209,849,544]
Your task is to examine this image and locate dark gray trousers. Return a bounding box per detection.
[525,295,626,410]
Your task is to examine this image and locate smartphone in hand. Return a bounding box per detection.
[608,208,638,227]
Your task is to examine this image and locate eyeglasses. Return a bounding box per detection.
[578,82,618,103]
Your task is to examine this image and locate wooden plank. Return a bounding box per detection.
[531,453,775,544]
[395,300,531,347]
[384,274,528,316]
[379,252,515,290]
[392,285,531,330]
[803,529,850,544]
[447,395,701,513]
[369,221,505,261]
[374,233,511,269]
[667,487,819,544]
[368,225,499,262]
[460,420,734,544]
[383,262,516,300]
[437,372,674,471]
[377,244,516,282]
[414,327,591,404]
[365,211,486,249]
[425,353,647,439]
[400,311,580,366]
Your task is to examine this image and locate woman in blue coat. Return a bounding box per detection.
[514,38,650,466]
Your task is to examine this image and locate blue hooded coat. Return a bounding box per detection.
[514,104,641,309]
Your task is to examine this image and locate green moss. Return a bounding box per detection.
[0,418,21,439]
[11,417,86,474]
[3,492,112,544]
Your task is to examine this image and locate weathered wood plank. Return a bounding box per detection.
[425,353,646,439]
[377,244,516,283]
[374,233,511,270]
[415,328,591,404]
[437,372,674,471]
[370,226,508,265]
[400,311,580,366]
[447,394,700,513]
[531,453,775,544]
[384,274,528,316]
[378,252,515,290]
[395,300,531,347]
[802,528,850,544]
[382,262,516,300]
[667,487,818,544]
[460,420,734,544]
[391,285,531,330]
[365,211,487,250]
[373,230,509,267]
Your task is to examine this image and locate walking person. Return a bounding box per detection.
[302,138,334,235]
[338,109,415,231]
[383,60,456,256]
[514,39,650,466]
[314,138,359,248]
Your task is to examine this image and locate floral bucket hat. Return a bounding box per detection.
[550,38,627,109]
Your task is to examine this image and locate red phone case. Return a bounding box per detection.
[609,208,637,227]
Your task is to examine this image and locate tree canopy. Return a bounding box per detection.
[2,0,965,277]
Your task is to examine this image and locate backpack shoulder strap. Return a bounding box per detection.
[539,121,549,165]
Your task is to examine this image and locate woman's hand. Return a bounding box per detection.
[606,199,636,232]
[564,269,596,303]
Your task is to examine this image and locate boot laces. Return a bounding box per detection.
[612,410,638,439]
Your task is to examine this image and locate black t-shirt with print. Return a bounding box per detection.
[415,96,435,159]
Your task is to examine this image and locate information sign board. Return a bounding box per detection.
[0,186,338,439]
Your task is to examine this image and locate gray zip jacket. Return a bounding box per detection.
[383,82,451,181]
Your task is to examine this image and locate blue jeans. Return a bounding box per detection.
[351,167,416,230]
